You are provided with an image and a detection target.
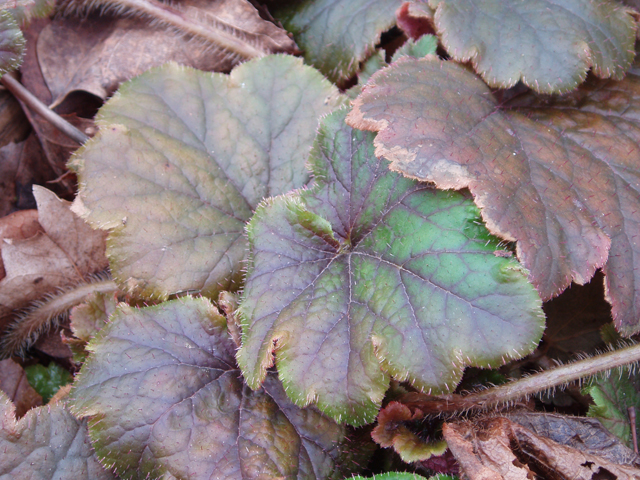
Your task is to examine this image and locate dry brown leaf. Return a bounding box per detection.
[39,0,296,108]
[444,416,640,480]
[0,358,42,417]
[0,186,107,332]
[0,208,41,278]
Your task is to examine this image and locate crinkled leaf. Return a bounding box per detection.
[238,109,544,426]
[429,0,637,93]
[69,296,354,480]
[70,56,343,300]
[25,362,73,403]
[0,390,116,479]
[347,57,640,334]
[270,0,403,83]
[0,10,24,77]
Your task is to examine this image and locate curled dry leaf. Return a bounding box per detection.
[443,415,640,479]
[347,57,640,334]
[372,401,447,462]
[39,0,296,108]
[0,390,116,479]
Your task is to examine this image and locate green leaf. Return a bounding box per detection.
[0,391,116,479]
[347,57,640,334]
[391,34,438,63]
[70,296,354,480]
[70,56,343,300]
[429,0,637,93]
[25,362,73,403]
[238,108,544,426]
[270,0,404,83]
[0,10,24,77]
[584,372,640,447]
[350,474,433,480]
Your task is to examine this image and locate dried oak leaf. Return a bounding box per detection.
[429,0,637,93]
[70,296,356,480]
[443,416,640,479]
[70,56,343,300]
[268,0,404,83]
[238,108,544,426]
[0,390,116,479]
[347,56,640,334]
[0,186,107,344]
[39,0,296,108]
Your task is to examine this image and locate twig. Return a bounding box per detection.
[1,74,89,145]
[398,342,640,415]
[629,406,638,453]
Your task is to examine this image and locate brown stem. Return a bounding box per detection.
[1,74,89,145]
[399,342,640,415]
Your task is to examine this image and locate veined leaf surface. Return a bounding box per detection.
[0,391,115,479]
[430,0,637,93]
[70,55,342,299]
[238,109,544,426]
[347,57,640,334]
[270,0,403,83]
[70,297,353,480]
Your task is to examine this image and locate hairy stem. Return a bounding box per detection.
[399,343,640,415]
[1,278,118,358]
[118,0,265,59]
[1,74,89,144]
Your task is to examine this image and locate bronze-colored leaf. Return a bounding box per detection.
[347,57,640,334]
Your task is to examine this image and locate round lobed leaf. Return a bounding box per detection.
[271,0,404,83]
[238,109,544,426]
[347,56,640,334]
[69,296,353,480]
[70,55,343,300]
[429,0,637,93]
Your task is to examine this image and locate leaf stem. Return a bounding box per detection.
[1,74,89,144]
[400,342,640,414]
[105,0,266,59]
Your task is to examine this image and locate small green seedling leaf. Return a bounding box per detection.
[348,57,640,334]
[0,390,115,479]
[70,296,353,480]
[391,34,438,63]
[429,0,636,93]
[271,0,404,83]
[351,473,436,480]
[70,55,343,300]
[0,10,24,77]
[25,363,73,403]
[238,109,544,426]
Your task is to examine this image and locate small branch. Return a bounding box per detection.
[84,0,267,60]
[1,74,89,145]
[399,342,640,415]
